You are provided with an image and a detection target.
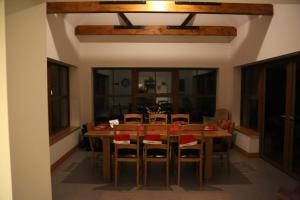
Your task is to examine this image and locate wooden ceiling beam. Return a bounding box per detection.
[75,25,237,36]
[181,13,196,26]
[47,1,273,15]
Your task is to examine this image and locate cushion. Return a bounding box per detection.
[143,134,162,144]
[179,134,197,147]
[169,124,180,132]
[221,120,231,130]
[138,125,145,131]
[113,134,130,144]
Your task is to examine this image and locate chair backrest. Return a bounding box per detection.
[145,124,169,142]
[171,114,190,124]
[113,124,140,141]
[228,122,235,135]
[214,108,230,125]
[149,113,168,124]
[179,124,204,145]
[124,113,143,124]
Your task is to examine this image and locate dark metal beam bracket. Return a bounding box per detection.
[99,1,146,4]
[114,25,145,29]
[167,26,200,30]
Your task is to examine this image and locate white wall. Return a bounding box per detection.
[47,14,82,165]
[5,0,52,199]
[0,0,13,199]
[229,4,300,125]
[235,131,259,153]
[50,129,81,164]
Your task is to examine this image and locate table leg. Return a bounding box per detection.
[205,138,213,179]
[101,136,111,181]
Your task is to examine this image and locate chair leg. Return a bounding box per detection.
[144,161,147,185]
[114,161,118,186]
[199,161,203,186]
[227,152,230,174]
[166,160,169,187]
[177,161,181,185]
[137,159,139,187]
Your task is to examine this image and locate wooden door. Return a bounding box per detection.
[262,62,288,168]
[289,59,300,178]
[262,57,300,178]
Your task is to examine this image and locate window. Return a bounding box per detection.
[93,68,217,123]
[48,59,70,134]
[178,69,216,122]
[241,67,260,130]
[93,69,132,124]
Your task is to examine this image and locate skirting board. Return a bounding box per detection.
[233,144,259,158]
[51,144,78,172]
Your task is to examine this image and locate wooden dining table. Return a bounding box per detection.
[85,124,231,181]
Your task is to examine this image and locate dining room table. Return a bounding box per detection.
[85,123,232,181]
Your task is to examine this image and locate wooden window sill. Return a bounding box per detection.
[50,126,80,146]
[235,126,259,138]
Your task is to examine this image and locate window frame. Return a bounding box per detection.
[240,64,265,131]
[47,58,70,136]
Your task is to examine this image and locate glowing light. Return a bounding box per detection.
[148,1,168,11]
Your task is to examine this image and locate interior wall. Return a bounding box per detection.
[0,0,13,199]
[228,4,300,126]
[79,42,230,123]
[5,0,52,199]
[47,14,82,165]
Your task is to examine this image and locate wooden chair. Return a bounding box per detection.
[124,113,143,124]
[213,121,235,174]
[113,124,141,187]
[86,121,101,162]
[176,124,204,186]
[143,124,170,186]
[149,113,168,124]
[171,114,190,124]
[213,108,230,125]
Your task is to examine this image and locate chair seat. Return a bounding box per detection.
[182,149,200,157]
[117,149,138,158]
[174,147,200,158]
[145,149,167,158]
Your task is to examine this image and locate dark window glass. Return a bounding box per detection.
[93,68,217,124]
[48,60,70,134]
[94,69,133,124]
[179,69,216,122]
[242,99,258,130]
[241,67,260,130]
[244,67,259,96]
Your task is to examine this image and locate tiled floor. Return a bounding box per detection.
[51,149,297,200]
